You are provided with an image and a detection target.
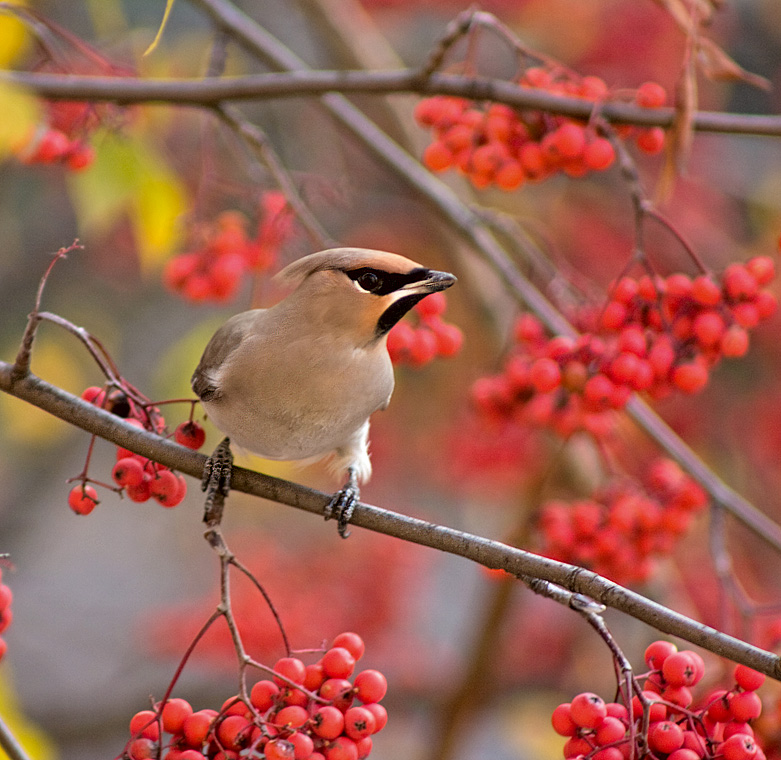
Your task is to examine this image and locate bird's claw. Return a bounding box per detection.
[324,476,359,539]
[202,437,233,525]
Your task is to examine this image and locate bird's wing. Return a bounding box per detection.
[191,311,259,402]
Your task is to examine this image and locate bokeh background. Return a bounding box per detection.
[3,1,781,759]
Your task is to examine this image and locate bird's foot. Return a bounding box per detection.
[202,437,233,526]
[324,470,359,539]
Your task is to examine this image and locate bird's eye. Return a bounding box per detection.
[357,272,382,292]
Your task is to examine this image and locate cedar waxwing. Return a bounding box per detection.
[192,247,457,536]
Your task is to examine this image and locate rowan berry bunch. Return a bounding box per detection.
[597,257,777,397]
[471,255,777,438]
[14,53,130,171]
[123,632,387,760]
[470,313,622,439]
[163,193,293,304]
[415,70,667,191]
[386,291,463,367]
[69,385,201,513]
[0,572,12,663]
[537,458,708,584]
[553,640,767,760]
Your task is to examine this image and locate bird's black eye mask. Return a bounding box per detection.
[345,266,430,295]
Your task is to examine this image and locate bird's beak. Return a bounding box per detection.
[403,269,457,294]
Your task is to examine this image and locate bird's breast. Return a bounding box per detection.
[203,337,394,462]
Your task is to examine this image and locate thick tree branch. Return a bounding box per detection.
[1,358,780,679]
[3,68,781,136]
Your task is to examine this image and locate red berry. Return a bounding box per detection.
[151,470,186,507]
[129,710,160,741]
[423,141,453,172]
[311,705,345,740]
[636,82,667,108]
[161,698,193,734]
[273,657,307,687]
[746,256,775,286]
[691,276,722,306]
[332,632,365,661]
[175,421,206,449]
[721,734,758,760]
[645,640,678,670]
[216,715,250,750]
[706,690,733,723]
[274,705,309,729]
[343,706,376,740]
[353,670,387,704]
[68,484,99,515]
[113,457,146,488]
[734,665,765,692]
[551,703,578,737]
[529,357,562,392]
[319,677,355,709]
[182,710,217,747]
[595,716,626,745]
[288,732,315,760]
[250,679,280,711]
[304,662,325,691]
[662,651,699,687]
[321,647,356,679]
[416,290,447,319]
[649,721,685,754]
[730,690,762,722]
[265,739,295,760]
[324,737,359,760]
[431,320,464,358]
[570,692,607,729]
[583,137,615,171]
[363,702,387,733]
[636,127,665,154]
[671,362,708,394]
[721,326,750,358]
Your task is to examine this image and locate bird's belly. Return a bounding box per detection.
[202,398,372,462]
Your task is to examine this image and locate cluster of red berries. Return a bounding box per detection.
[415,71,667,191]
[124,632,387,760]
[386,291,463,367]
[163,193,293,304]
[536,458,708,584]
[471,256,776,438]
[0,573,12,662]
[15,122,96,171]
[595,257,777,397]
[553,640,767,760]
[68,386,203,514]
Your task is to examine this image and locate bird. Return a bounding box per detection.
[191,247,457,536]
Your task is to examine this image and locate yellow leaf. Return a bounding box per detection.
[67,132,187,270]
[0,672,58,760]
[0,82,40,159]
[0,2,30,68]
[0,337,86,447]
[132,169,187,271]
[144,0,177,56]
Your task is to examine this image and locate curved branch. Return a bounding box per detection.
[3,68,781,136]
[1,359,780,679]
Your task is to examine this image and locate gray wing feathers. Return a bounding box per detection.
[191,311,259,401]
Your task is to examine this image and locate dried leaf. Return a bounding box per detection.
[697,37,772,90]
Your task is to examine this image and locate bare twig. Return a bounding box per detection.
[4,68,781,136]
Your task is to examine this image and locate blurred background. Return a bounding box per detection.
[3,1,781,759]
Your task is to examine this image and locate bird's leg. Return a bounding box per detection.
[201,436,233,527]
[324,467,359,539]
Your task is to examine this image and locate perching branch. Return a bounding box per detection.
[1,359,780,680]
[3,68,781,136]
